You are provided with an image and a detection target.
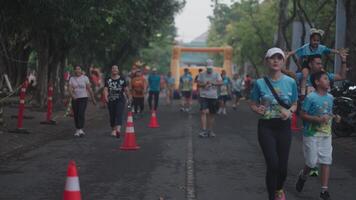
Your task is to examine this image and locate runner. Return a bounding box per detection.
[197,66,222,138]
[147,67,161,111]
[165,72,175,105]
[130,69,147,117]
[249,47,298,200]
[217,70,231,115]
[300,52,347,176]
[69,65,96,137]
[103,65,130,138]
[179,68,193,112]
[231,73,243,110]
[296,71,339,200]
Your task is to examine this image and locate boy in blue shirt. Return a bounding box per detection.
[296,71,340,200]
[148,68,161,111]
[179,68,193,112]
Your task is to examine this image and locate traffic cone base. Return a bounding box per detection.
[120,133,140,150]
[120,111,140,151]
[148,111,160,128]
[63,160,81,200]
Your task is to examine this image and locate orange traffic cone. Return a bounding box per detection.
[291,112,301,132]
[63,160,81,200]
[148,110,160,128]
[120,111,140,150]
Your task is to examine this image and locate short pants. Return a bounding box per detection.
[303,135,332,168]
[233,91,242,98]
[200,97,219,114]
[181,91,192,98]
[219,95,229,103]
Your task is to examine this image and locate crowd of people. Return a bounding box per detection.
[249,28,348,200]
[65,27,348,200]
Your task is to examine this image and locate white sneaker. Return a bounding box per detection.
[111,130,117,137]
[74,129,80,137]
[217,108,222,115]
[79,129,85,137]
[223,108,227,115]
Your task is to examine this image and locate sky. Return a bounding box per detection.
[174,0,233,43]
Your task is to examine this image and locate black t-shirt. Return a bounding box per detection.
[105,76,127,101]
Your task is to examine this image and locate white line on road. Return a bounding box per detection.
[186,114,196,200]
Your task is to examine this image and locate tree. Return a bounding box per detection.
[344,0,356,81]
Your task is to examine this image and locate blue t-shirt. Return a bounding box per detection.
[250,75,298,119]
[295,43,331,59]
[148,74,161,92]
[165,76,175,86]
[180,74,193,91]
[302,92,334,137]
[219,76,231,96]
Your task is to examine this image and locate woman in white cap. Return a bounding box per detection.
[249,47,298,200]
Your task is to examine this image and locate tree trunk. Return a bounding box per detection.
[35,33,50,107]
[345,0,356,81]
[276,0,289,49]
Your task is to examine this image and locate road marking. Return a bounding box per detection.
[186,115,196,200]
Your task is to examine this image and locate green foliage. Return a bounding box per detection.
[139,22,177,73]
[207,0,337,76]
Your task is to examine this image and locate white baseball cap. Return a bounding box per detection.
[152,67,157,71]
[265,47,285,59]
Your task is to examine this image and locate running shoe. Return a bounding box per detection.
[74,130,81,137]
[111,130,117,137]
[222,108,227,115]
[275,190,286,200]
[309,168,319,177]
[180,107,185,112]
[320,191,331,200]
[208,130,216,137]
[78,129,85,137]
[296,170,307,192]
[199,130,209,138]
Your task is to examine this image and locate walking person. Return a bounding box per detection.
[165,72,175,105]
[231,73,243,110]
[197,66,222,138]
[295,71,339,200]
[130,70,147,117]
[103,65,130,138]
[179,68,193,112]
[148,68,161,111]
[69,65,97,137]
[217,70,231,115]
[249,47,298,200]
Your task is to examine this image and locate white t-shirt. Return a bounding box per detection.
[69,75,90,99]
[197,71,222,99]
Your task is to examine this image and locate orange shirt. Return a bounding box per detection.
[131,76,146,97]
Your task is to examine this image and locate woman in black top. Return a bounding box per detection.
[104,65,131,138]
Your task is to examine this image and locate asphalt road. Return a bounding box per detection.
[0,100,355,200]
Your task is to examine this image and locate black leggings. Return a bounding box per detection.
[107,100,125,127]
[72,97,88,129]
[133,97,144,113]
[148,91,159,111]
[258,119,291,200]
